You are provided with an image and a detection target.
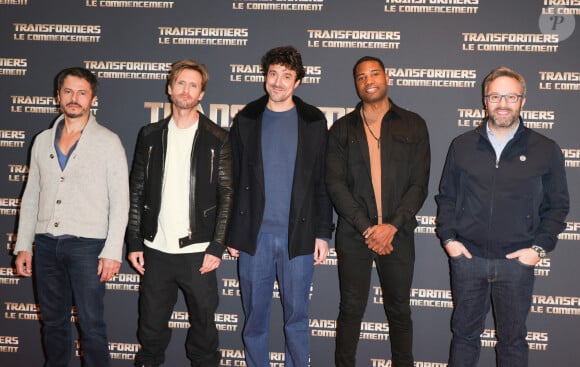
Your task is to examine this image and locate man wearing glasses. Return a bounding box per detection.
[435,66,569,367]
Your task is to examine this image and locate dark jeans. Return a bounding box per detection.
[135,247,220,367]
[34,234,109,367]
[448,255,535,367]
[335,235,415,367]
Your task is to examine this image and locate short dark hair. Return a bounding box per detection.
[55,67,98,97]
[168,59,209,91]
[353,56,385,79]
[261,46,305,81]
[482,66,527,97]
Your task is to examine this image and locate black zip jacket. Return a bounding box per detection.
[326,101,430,241]
[126,115,233,258]
[436,120,569,258]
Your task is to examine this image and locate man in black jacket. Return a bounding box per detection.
[126,60,232,367]
[326,56,430,367]
[436,67,569,367]
[227,46,334,367]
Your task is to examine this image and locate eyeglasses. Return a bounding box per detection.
[485,94,523,103]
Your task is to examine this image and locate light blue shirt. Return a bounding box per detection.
[486,120,519,161]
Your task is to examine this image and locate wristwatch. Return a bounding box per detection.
[531,245,546,259]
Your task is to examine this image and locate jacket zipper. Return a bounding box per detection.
[145,146,153,180]
[479,130,499,255]
[210,148,215,184]
[189,129,199,236]
[486,128,520,252]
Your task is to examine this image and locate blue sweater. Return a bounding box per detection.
[259,107,298,234]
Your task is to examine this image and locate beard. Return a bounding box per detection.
[358,84,388,105]
[488,107,520,129]
[64,111,84,118]
[171,94,198,110]
[62,103,88,119]
[265,83,292,104]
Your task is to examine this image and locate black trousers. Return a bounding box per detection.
[335,234,415,367]
[135,247,220,367]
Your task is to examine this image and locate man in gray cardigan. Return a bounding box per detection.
[13,67,129,367]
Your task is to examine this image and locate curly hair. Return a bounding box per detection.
[261,46,305,81]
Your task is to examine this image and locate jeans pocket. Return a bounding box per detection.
[515,258,536,268]
[449,253,466,262]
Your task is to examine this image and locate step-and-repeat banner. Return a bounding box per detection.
[1,1,579,366]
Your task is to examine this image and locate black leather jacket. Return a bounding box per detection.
[126,115,233,258]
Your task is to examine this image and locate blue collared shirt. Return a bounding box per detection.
[486,121,519,160]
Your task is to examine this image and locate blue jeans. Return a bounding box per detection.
[448,255,535,367]
[34,234,109,367]
[238,232,314,367]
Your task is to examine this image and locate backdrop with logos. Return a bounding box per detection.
[1,1,579,366]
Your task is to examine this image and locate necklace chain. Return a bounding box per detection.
[362,107,381,149]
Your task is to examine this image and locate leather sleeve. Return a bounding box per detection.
[125,128,147,252]
[206,133,233,257]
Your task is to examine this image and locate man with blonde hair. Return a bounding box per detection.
[127,59,232,367]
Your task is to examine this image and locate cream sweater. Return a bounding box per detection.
[14,114,129,262]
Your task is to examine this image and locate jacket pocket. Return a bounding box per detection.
[203,205,217,218]
[391,133,418,161]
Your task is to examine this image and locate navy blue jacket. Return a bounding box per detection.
[228,95,334,259]
[435,120,569,258]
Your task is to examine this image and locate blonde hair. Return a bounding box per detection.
[167,59,209,91]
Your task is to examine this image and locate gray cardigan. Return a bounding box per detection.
[14,114,129,262]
